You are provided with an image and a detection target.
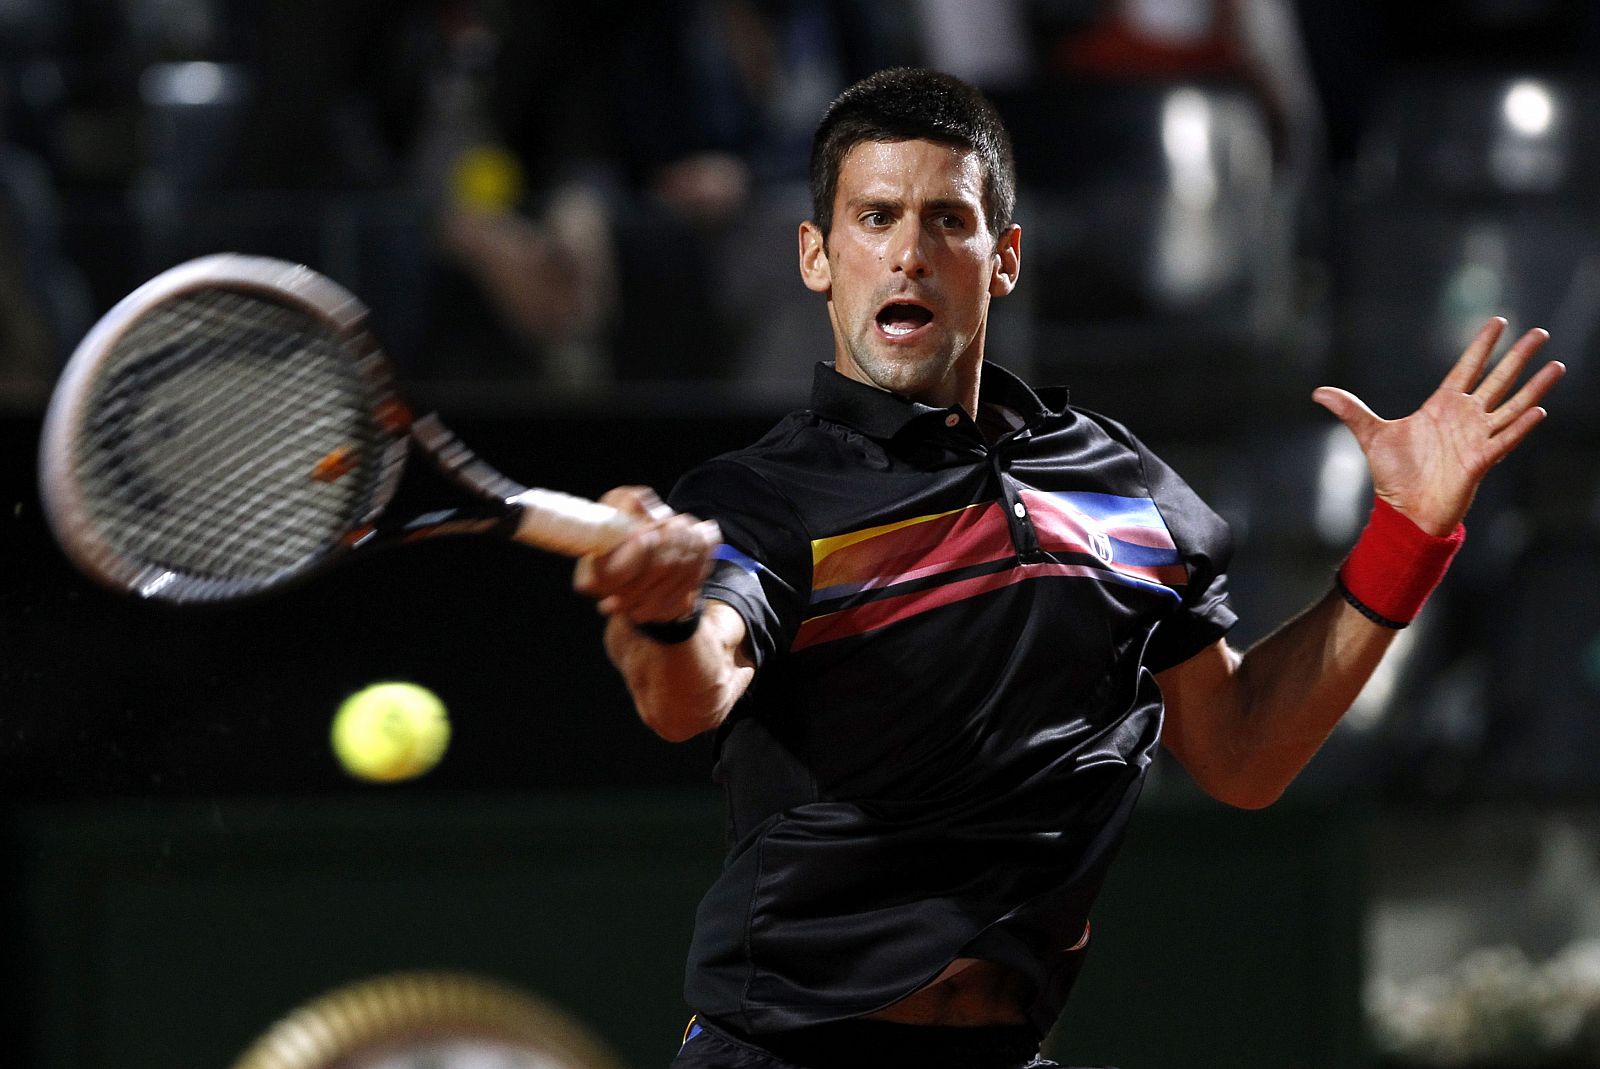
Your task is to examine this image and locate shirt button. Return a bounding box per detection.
[944,413,960,427]
[1013,501,1027,519]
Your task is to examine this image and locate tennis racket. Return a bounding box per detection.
[37,253,636,604]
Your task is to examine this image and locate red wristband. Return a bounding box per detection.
[1336,498,1465,628]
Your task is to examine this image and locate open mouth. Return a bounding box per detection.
[876,302,934,338]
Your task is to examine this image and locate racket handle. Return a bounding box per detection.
[509,488,637,557]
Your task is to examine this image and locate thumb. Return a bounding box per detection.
[1312,386,1382,443]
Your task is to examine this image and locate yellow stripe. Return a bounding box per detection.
[810,504,981,568]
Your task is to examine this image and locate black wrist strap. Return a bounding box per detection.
[1335,575,1408,630]
[632,602,704,645]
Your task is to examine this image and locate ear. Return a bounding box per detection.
[799,220,831,294]
[989,224,1021,297]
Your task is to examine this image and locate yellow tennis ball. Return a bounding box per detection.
[450,144,524,213]
[331,682,451,783]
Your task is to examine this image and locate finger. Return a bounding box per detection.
[693,519,722,562]
[1312,386,1383,442]
[638,520,720,619]
[596,485,672,522]
[597,516,716,618]
[575,524,656,600]
[607,549,706,621]
[572,555,596,596]
[644,516,717,584]
[595,485,645,509]
[638,488,674,523]
[586,525,662,599]
[1489,359,1566,434]
[1440,317,1507,393]
[1473,327,1550,409]
[1484,405,1549,465]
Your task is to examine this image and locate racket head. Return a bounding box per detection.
[38,254,411,603]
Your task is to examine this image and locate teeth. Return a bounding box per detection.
[884,322,915,336]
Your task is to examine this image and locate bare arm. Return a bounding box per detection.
[1159,318,1564,808]
[600,600,755,742]
[1158,598,1393,809]
[573,486,755,742]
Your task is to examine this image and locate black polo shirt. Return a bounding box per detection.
[668,361,1236,1036]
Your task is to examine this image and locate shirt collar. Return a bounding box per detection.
[808,360,1061,440]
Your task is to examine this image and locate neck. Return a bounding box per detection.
[940,355,983,419]
[829,353,984,418]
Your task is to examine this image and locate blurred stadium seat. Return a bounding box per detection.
[134,61,253,195]
[1000,80,1298,427]
[129,58,430,365]
[1479,536,1600,796]
[1336,68,1600,425]
[1334,204,1600,424]
[1355,70,1600,203]
[0,143,92,379]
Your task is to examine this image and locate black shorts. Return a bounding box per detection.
[670,1015,1094,1069]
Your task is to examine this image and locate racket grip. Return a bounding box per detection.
[509,488,637,557]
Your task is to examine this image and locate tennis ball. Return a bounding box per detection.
[331,682,451,783]
[450,144,525,212]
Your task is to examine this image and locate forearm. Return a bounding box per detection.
[1163,488,1474,807]
[603,599,755,742]
[1186,589,1399,807]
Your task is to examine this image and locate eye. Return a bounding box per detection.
[938,214,966,230]
[861,210,891,227]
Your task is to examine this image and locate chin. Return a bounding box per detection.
[852,342,958,395]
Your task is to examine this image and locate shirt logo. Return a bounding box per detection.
[1088,526,1114,564]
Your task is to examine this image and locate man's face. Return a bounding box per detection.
[799,138,1020,409]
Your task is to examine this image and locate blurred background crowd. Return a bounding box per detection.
[3,2,1600,1066]
[0,0,1588,409]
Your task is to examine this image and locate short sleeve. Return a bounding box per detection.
[1134,438,1238,672]
[668,458,812,668]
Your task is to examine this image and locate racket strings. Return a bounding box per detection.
[118,311,350,560]
[75,289,388,584]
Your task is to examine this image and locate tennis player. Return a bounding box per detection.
[574,68,1564,1069]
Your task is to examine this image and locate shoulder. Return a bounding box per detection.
[1023,402,1164,482]
[679,406,879,491]
[1037,404,1224,532]
[675,413,805,489]
[1057,404,1196,484]
[1061,404,1148,454]
[667,412,825,529]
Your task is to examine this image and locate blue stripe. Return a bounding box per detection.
[1109,536,1182,568]
[1092,566,1184,602]
[1051,490,1164,527]
[713,543,764,575]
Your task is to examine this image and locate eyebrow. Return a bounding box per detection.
[845,196,977,216]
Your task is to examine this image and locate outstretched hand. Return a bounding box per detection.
[1312,318,1565,536]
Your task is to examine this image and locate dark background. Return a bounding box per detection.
[3,2,1600,1067]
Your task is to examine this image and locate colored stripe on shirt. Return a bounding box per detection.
[792,493,1185,651]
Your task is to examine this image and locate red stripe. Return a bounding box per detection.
[1099,523,1177,549]
[1026,500,1100,555]
[813,503,1012,593]
[1025,499,1187,588]
[1018,490,1178,551]
[793,561,1158,652]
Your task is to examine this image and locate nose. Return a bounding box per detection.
[889,221,931,278]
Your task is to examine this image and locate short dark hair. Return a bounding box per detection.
[809,68,1016,244]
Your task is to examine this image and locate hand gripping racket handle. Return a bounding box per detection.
[509,488,638,557]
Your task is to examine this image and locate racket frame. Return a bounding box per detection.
[37,254,412,602]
